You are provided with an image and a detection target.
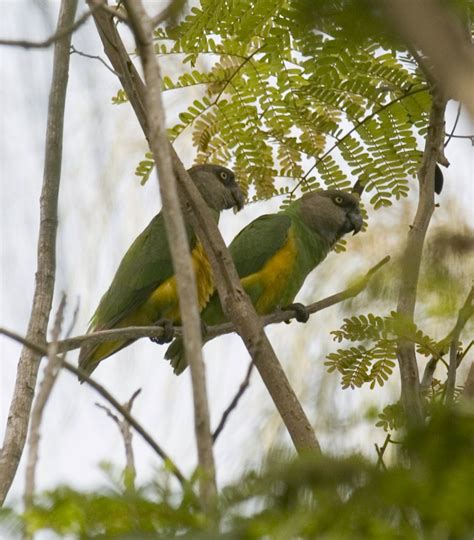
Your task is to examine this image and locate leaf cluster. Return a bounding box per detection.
[326,312,439,389]
[122,0,437,207]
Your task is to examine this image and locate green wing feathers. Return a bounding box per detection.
[90,213,181,330]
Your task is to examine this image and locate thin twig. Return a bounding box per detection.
[23,295,67,510]
[96,388,141,490]
[444,103,462,147]
[70,45,120,76]
[375,434,391,471]
[213,361,255,443]
[0,6,95,48]
[124,0,217,504]
[0,0,78,506]
[448,134,474,141]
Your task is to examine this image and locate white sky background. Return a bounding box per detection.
[1,0,473,526]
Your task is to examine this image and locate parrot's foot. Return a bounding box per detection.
[150,319,175,344]
[282,302,310,324]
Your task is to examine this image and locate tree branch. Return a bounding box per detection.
[96,388,141,491]
[0,331,190,491]
[213,361,255,443]
[0,5,96,48]
[23,295,67,512]
[0,0,78,506]
[446,286,474,403]
[421,288,474,392]
[169,140,323,456]
[123,0,216,504]
[395,91,447,423]
[70,45,120,76]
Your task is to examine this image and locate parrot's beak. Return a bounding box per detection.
[349,210,363,235]
[232,186,245,211]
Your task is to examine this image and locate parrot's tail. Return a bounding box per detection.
[77,344,101,382]
[164,338,189,375]
[77,338,131,382]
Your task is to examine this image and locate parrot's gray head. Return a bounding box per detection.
[188,164,245,212]
[299,189,363,246]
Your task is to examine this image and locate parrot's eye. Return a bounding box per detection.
[220,171,229,181]
[334,196,344,205]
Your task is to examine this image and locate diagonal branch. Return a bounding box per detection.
[0,0,78,507]
[213,361,255,443]
[0,5,97,48]
[88,0,322,456]
[123,0,216,505]
[0,332,190,491]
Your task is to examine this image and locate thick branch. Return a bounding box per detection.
[396,93,447,423]
[172,128,324,456]
[123,0,216,504]
[0,0,78,506]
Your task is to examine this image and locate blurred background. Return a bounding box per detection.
[1,0,473,511]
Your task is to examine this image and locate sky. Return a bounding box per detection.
[1,1,473,533]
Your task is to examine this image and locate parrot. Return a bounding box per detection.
[78,164,244,379]
[165,188,363,374]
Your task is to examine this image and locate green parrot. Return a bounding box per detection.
[78,164,244,379]
[165,189,363,373]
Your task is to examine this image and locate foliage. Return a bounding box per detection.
[7,406,472,539]
[325,312,441,389]
[116,0,438,207]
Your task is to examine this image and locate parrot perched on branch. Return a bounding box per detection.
[78,164,244,379]
[165,188,363,374]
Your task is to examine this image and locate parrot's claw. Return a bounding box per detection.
[150,319,175,344]
[283,302,310,324]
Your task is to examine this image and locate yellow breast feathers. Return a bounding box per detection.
[145,241,214,323]
[241,229,297,314]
